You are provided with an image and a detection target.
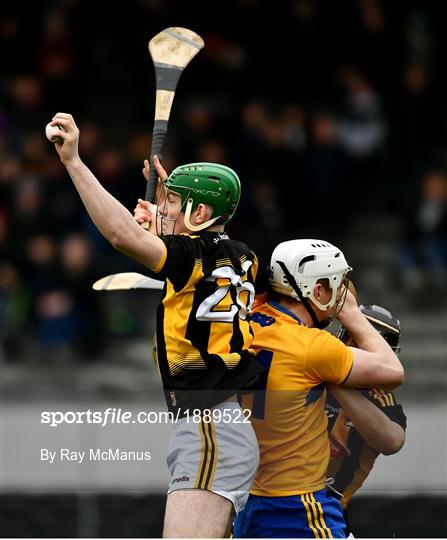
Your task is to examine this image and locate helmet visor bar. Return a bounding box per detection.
[155,183,191,235]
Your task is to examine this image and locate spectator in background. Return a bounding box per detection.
[20,233,76,359]
[6,75,44,133]
[77,120,102,161]
[337,67,386,160]
[196,138,228,164]
[0,262,29,360]
[36,11,77,107]
[399,169,447,290]
[9,178,45,257]
[58,233,103,355]
[278,104,306,152]
[180,98,215,160]
[390,63,436,188]
[22,234,58,296]
[34,288,77,359]
[337,67,386,206]
[236,100,270,172]
[305,111,350,233]
[252,175,284,233]
[20,232,103,359]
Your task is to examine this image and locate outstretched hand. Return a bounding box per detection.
[49,113,80,166]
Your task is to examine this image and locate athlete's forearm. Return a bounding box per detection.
[339,307,402,373]
[329,387,405,455]
[65,158,140,244]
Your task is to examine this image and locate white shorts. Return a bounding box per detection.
[166,401,259,513]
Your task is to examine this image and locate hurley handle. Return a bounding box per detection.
[146,120,168,202]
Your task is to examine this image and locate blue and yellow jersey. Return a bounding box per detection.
[325,389,407,506]
[240,300,353,497]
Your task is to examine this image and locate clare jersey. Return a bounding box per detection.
[325,389,407,506]
[153,231,263,416]
[240,300,353,497]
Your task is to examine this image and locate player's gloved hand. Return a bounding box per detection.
[49,113,80,166]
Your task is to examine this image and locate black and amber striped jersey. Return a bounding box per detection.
[325,389,407,506]
[153,231,264,416]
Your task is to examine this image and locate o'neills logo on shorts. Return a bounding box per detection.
[172,475,190,484]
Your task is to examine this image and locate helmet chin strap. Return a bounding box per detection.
[184,198,220,232]
[277,261,325,329]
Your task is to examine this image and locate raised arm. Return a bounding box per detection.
[328,386,405,455]
[49,113,165,271]
[337,291,404,389]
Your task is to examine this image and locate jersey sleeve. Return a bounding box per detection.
[366,390,407,430]
[154,234,197,290]
[305,330,354,385]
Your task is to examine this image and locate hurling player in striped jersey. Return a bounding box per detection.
[325,304,407,535]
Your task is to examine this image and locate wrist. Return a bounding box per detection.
[63,155,83,170]
[337,305,363,326]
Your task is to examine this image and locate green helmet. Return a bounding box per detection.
[164,162,241,231]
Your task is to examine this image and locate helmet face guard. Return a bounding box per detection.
[338,304,401,353]
[161,162,241,232]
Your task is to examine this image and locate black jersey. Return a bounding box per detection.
[325,389,407,506]
[153,231,264,416]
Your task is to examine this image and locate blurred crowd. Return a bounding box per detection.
[1,0,446,361]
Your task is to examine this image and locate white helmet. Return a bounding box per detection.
[270,239,352,311]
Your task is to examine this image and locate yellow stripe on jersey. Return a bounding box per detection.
[195,419,207,488]
[153,242,168,273]
[205,419,218,488]
[195,419,217,490]
[384,393,393,406]
[311,492,333,538]
[216,258,233,267]
[307,493,325,538]
[208,281,233,356]
[301,494,321,538]
[163,260,204,375]
[374,393,387,407]
[341,445,378,506]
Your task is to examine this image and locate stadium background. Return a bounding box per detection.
[1,0,446,537]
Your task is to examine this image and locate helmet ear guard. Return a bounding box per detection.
[183,197,221,231]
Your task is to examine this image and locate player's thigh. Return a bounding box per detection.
[163,488,233,538]
[167,402,259,514]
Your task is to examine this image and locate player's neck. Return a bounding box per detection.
[184,224,225,233]
[276,296,314,327]
[203,224,225,232]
